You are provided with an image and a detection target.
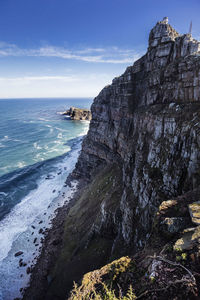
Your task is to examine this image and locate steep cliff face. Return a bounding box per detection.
[24,20,200,300]
[74,19,200,249]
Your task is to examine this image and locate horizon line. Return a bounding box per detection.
[0,96,94,100]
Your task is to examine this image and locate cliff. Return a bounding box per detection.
[69,188,200,299]
[62,107,92,120]
[23,19,200,299]
[73,19,200,249]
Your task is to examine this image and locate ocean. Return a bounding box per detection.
[0,98,92,300]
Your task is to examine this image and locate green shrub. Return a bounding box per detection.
[70,282,136,299]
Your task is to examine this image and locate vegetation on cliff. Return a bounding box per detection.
[69,188,200,299]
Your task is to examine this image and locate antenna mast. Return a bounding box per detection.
[189,21,192,35]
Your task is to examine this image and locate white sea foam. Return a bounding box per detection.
[34,153,45,161]
[0,166,9,172]
[33,142,42,150]
[23,120,35,124]
[56,111,65,115]
[55,127,68,132]
[57,133,63,139]
[78,121,90,136]
[17,161,26,168]
[0,136,8,142]
[38,117,50,122]
[0,136,21,143]
[0,192,8,196]
[45,125,54,133]
[0,142,81,300]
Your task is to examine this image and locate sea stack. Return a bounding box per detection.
[62,106,92,120]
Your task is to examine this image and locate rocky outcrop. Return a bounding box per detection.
[62,107,92,120]
[73,18,200,250]
[69,188,200,300]
[189,202,200,225]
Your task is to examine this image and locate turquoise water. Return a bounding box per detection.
[0,98,92,220]
[0,98,92,299]
[0,98,91,176]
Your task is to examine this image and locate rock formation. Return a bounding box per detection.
[69,188,200,299]
[73,18,200,249]
[62,106,92,120]
[23,19,200,299]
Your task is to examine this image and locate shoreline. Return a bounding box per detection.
[0,99,91,299]
[0,139,84,300]
[22,178,87,300]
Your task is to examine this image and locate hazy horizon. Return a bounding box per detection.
[0,96,93,100]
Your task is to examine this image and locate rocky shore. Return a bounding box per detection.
[62,107,92,121]
[23,18,200,299]
[22,179,87,300]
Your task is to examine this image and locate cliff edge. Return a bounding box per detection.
[23,19,200,300]
[73,18,200,248]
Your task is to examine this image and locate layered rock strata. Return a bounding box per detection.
[73,19,200,249]
[69,188,200,300]
[23,19,200,299]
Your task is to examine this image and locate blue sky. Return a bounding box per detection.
[0,0,200,98]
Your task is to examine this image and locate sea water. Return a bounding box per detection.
[0,98,92,300]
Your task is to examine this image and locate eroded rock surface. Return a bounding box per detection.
[23,19,200,300]
[174,226,200,251]
[62,107,92,121]
[189,202,200,225]
[73,19,200,250]
[69,189,200,299]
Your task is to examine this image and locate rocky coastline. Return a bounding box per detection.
[22,179,87,300]
[23,18,200,299]
[62,107,92,121]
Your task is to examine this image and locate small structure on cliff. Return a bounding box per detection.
[189,21,193,35]
[162,16,168,24]
[62,106,92,121]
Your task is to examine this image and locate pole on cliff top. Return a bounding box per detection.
[189,21,192,34]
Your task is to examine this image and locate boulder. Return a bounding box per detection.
[188,202,200,225]
[173,225,200,251]
[160,217,188,235]
[14,251,23,257]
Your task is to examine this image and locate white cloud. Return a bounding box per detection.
[0,42,142,64]
[0,75,78,82]
[0,42,145,97]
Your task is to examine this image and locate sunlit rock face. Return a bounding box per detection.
[73,19,200,250]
